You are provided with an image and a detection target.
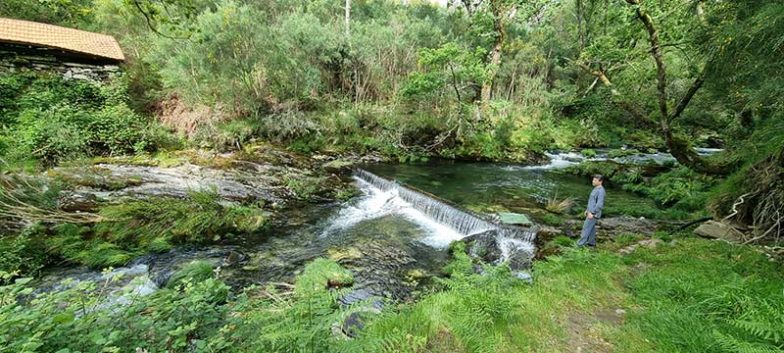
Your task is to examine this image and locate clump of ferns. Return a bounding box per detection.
[713,299,784,353]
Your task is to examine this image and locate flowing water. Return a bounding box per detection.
[37,153,673,304]
[361,158,659,219]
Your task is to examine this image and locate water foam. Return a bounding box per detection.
[325,170,536,257]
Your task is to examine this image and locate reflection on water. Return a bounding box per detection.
[362,159,658,218]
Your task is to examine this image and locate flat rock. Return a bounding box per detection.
[55,163,284,203]
[322,159,355,174]
[694,220,744,242]
[497,212,533,226]
[619,238,663,255]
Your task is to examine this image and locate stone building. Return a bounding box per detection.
[0,17,124,81]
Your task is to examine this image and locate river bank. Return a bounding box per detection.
[4,145,774,353]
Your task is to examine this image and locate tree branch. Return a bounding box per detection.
[670,71,705,121]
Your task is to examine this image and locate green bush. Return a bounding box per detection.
[581,148,597,157]
[167,260,216,289]
[0,73,167,165]
[0,274,231,353]
[0,225,48,280]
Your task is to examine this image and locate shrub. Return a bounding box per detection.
[167,260,216,289]
[0,274,231,353]
[0,72,168,165]
[581,148,597,157]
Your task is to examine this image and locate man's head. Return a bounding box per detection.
[592,174,604,187]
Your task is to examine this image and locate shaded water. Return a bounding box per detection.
[362,159,658,220]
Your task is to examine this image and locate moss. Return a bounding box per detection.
[49,166,143,191]
[294,258,354,294]
[581,148,597,158]
[538,213,565,226]
[327,247,363,262]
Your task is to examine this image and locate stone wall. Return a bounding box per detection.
[0,46,121,81]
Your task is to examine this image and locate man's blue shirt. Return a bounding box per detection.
[587,185,605,218]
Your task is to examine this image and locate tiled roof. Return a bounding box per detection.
[0,17,124,61]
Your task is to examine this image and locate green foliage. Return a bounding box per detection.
[613,233,642,248]
[624,239,784,353]
[581,148,597,158]
[624,166,716,211]
[0,190,270,272]
[0,73,167,165]
[166,260,216,289]
[0,0,93,26]
[0,273,231,353]
[552,235,575,247]
[96,190,269,249]
[216,258,354,353]
[538,212,565,226]
[0,225,48,280]
[402,42,486,104]
[565,162,715,216]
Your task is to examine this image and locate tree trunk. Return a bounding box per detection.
[345,0,351,39]
[481,0,509,106]
[626,0,727,174]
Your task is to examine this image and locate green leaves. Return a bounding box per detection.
[0,73,161,165]
[402,42,487,104]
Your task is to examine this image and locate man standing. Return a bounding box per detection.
[578,174,605,247]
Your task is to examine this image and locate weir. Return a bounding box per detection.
[353,169,537,246]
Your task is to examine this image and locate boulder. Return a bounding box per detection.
[694,220,744,242]
[59,192,100,213]
[322,159,355,174]
[598,216,660,236]
[537,225,563,239]
[462,230,502,263]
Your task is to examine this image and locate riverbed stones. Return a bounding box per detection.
[327,247,363,262]
[59,191,100,212]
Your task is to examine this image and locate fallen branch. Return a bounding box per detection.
[676,216,712,231]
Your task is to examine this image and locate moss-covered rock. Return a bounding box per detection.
[322,159,355,174]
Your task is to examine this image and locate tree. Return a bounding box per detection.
[623,0,723,174]
[454,0,547,107]
[401,42,487,106]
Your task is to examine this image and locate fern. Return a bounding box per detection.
[714,299,784,353]
[714,330,784,353]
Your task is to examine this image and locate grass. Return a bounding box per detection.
[337,237,784,353]
[2,235,782,352]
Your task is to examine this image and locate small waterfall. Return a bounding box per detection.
[353,169,536,254]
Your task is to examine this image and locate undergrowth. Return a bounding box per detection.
[2,236,782,353]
